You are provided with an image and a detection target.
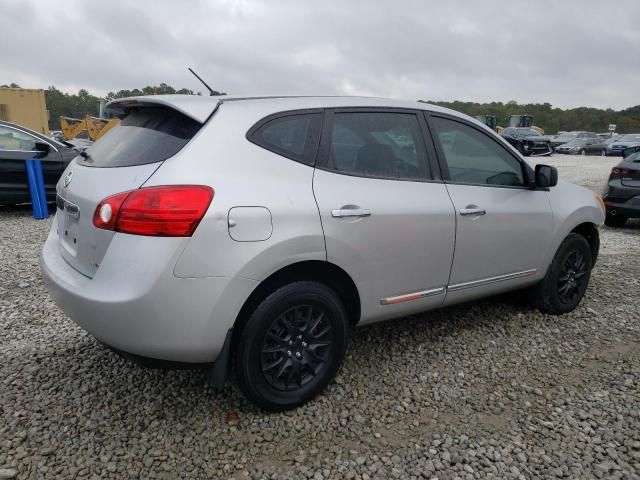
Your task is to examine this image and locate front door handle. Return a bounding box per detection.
[460,207,486,216]
[331,208,371,218]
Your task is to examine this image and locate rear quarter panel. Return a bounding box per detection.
[144,103,326,281]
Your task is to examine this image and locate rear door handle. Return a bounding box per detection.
[460,207,486,216]
[331,208,371,218]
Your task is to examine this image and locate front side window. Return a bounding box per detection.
[0,126,36,151]
[431,117,525,187]
[327,112,429,180]
[249,112,322,166]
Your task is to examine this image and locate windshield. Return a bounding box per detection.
[516,128,540,136]
[620,134,640,142]
[565,139,586,146]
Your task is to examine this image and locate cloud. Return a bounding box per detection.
[1,0,638,109]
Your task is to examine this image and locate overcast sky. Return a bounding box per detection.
[2,0,639,110]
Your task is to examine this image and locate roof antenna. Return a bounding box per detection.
[188,67,225,96]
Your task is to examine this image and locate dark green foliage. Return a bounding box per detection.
[423,100,640,134]
[41,84,198,130]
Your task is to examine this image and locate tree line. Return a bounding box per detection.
[2,83,640,133]
[423,100,640,134]
[2,83,199,130]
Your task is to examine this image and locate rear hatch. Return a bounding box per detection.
[55,101,211,278]
[620,160,640,188]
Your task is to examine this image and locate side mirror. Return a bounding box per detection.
[535,164,558,188]
[33,142,51,159]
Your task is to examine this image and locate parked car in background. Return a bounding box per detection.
[501,127,552,156]
[606,134,640,156]
[550,131,598,150]
[555,137,606,156]
[602,150,640,226]
[41,95,604,411]
[0,120,79,206]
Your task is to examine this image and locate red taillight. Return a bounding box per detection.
[93,185,214,237]
[611,167,632,177]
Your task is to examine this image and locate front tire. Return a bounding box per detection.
[530,233,593,315]
[235,281,349,411]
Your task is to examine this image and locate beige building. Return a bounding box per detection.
[0,88,49,135]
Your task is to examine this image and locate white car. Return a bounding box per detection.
[41,95,605,410]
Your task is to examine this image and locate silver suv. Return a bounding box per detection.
[41,95,605,410]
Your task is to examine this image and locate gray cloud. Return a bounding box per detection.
[1,0,638,109]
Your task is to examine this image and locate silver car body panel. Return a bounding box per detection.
[313,169,455,324]
[40,95,605,364]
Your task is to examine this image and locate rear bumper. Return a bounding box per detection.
[603,184,640,218]
[40,221,258,363]
[604,202,640,218]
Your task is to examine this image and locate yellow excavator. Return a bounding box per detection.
[475,115,498,132]
[503,114,544,134]
[59,115,119,142]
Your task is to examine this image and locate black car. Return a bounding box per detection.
[0,120,79,206]
[555,137,606,156]
[602,150,640,226]
[500,127,552,156]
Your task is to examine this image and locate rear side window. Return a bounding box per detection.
[78,107,201,167]
[326,112,430,181]
[248,112,322,166]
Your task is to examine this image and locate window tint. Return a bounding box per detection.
[327,112,429,180]
[249,113,322,166]
[432,117,525,187]
[0,126,37,151]
[77,107,201,168]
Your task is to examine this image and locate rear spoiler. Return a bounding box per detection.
[107,95,222,124]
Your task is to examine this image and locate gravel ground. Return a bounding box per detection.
[1,154,639,480]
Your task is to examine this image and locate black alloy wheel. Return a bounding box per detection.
[557,250,588,305]
[529,233,593,315]
[260,304,333,391]
[235,281,348,411]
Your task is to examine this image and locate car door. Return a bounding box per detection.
[313,109,456,324]
[587,138,602,154]
[426,114,553,304]
[0,124,62,204]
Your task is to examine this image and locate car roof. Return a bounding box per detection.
[107,94,474,124]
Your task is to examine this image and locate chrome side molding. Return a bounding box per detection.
[380,287,445,305]
[380,269,537,305]
[448,269,537,292]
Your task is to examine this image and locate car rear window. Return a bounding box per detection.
[77,107,201,167]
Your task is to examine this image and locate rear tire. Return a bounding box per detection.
[235,281,348,411]
[530,233,592,315]
[605,214,627,227]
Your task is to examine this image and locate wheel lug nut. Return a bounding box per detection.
[295,352,302,359]
[297,334,302,340]
[287,350,292,357]
[288,340,293,346]
[302,341,308,348]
